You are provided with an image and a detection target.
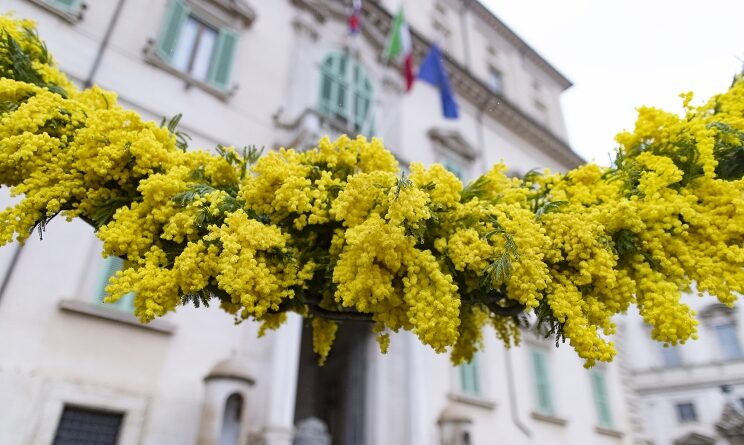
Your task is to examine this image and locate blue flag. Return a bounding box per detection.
[417,44,458,119]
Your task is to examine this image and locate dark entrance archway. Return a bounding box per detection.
[294,321,369,445]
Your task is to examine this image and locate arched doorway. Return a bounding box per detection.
[294,321,369,445]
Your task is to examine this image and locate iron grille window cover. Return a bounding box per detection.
[52,405,124,445]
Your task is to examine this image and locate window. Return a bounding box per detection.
[714,323,743,360]
[590,368,613,428]
[317,53,375,135]
[676,402,697,423]
[458,354,481,397]
[530,348,555,415]
[28,0,84,22]
[52,405,123,445]
[155,0,238,91]
[219,393,244,445]
[701,304,743,361]
[97,257,134,313]
[487,67,503,94]
[660,344,683,367]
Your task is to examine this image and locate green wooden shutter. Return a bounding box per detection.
[156,0,189,63]
[335,55,349,120]
[207,28,238,90]
[591,369,613,427]
[353,66,373,134]
[531,349,554,414]
[97,257,134,312]
[318,53,348,120]
[459,354,481,396]
[318,56,335,115]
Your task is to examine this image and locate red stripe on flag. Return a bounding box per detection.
[404,53,414,91]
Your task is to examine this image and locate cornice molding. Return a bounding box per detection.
[292,0,583,168]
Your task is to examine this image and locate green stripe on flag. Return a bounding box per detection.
[386,9,405,60]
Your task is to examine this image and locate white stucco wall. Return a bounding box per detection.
[0,1,630,445]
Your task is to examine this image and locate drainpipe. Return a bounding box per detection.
[84,0,128,88]
[505,347,532,438]
[0,244,23,305]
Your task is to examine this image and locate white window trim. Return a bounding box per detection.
[26,0,86,23]
[30,380,147,445]
[61,241,176,333]
[144,0,251,100]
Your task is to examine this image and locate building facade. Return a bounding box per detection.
[622,294,744,445]
[0,1,635,444]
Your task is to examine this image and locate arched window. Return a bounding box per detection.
[317,52,374,135]
[219,393,244,445]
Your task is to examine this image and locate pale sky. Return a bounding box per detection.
[481,0,744,164]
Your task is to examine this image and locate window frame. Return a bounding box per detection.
[52,404,124,445]
[529,347,556,416]
[316,52,375,136]
[713,322,744,360]
[32,382,147,445]
[96,256,135,314]
[589,367,613,428]
[457,353,481,397]
[700,304,743,361]
[675,401,698,423]
[659,343,683,368]
[27,0,85,23]
[146,0,243,99]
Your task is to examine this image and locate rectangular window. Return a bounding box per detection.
[660,344,683,367]
[458,354,481,397]
[530,348,555,415]
[97,257,134,313]
[52,405,124,445]
[155,0,238,91]
[590,368,613,428]
[714,323,743,360]
[676,402,698,423]
[488,67,503,94]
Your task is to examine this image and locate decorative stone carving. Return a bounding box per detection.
[716,401,744,445]
[293,417,331,445]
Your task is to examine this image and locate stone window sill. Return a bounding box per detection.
[26,0,85,23]
[447,392,497,410]
[595,426,624,438]
[531,411,568,426]
[142,43,237,101]
[59,299,176,334]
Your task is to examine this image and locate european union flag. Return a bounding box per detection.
[417,44,459,119]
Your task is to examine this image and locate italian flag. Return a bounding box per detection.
[385,7,414,91]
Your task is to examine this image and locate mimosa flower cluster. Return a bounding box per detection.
[2,17,743,366]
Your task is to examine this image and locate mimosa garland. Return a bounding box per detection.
[2,16,743,366]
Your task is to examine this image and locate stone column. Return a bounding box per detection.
[262,313,303,445]
[406,332,429,445]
